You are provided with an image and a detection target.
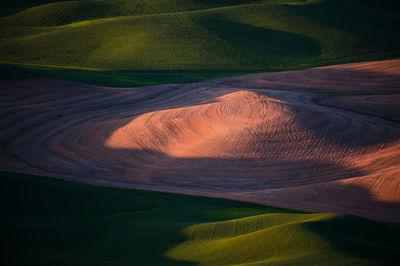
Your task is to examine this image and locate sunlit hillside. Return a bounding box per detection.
[2,172,399,265]
[0,0,399,71]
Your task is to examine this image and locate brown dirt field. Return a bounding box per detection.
[1,59,399,222]
[318,94,400,122]
[216,59,400,94]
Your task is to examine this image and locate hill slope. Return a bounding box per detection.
[1,59,399,223]
[0,0,399,71]
[1,171,399,265]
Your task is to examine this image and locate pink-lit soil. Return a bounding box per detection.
[1,59,399,222]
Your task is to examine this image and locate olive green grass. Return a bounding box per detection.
[1,171,399,265]
[0,0,399,74]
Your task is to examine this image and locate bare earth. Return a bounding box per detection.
[1,59,399,222]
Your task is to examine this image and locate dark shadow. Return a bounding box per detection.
[0,171,196,265]
[197,17,321,58]
[303,182,400,264]
[77,149,370,192]
[316,94,400,125]
[0,170,285,266]
[293,0,400,53]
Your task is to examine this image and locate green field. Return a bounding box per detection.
[0,63,249,87]
[1,171,399,265]
[1,2,400,264]
[0,0,399,78]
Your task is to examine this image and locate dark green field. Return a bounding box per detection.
[1,171,399,265]
[0,63,249,87]
[0,0,399,86]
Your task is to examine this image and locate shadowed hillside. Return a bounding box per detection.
[1,171,399,265]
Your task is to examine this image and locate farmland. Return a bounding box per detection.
[1,1,400,265]
[2,171,399,265]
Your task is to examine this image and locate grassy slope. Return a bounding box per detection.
[0,1,309,19]
[1,171,399,265]
[0,0,399,73]
[0,63,248,87]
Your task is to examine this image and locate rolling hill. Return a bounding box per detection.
[1,59,399,223]
[1,171,399,265]
[1,1,400,265]
[0,0,399,72]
